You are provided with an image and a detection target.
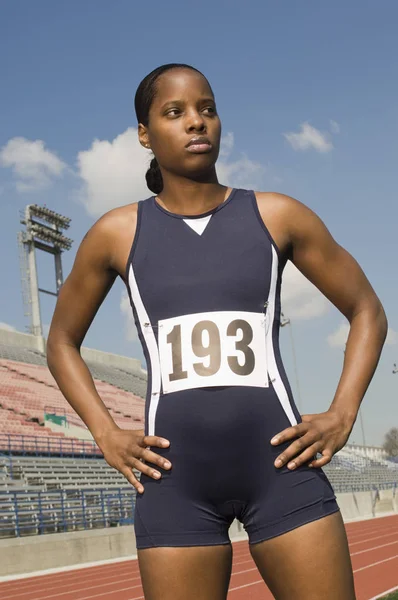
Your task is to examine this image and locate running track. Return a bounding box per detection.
[0,515,397,599]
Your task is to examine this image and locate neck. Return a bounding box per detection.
[156,174,230,216]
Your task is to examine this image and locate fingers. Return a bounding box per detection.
[121,466,144,494]
[280,442,323,470]
[273,433,334,470]
[121,451,172,494]
[139,448,172,470]
[273,433,317,468]
[270,422,309,445]
[134,460,161,486]
[129,453,171,478]
[143,435,170,449]
[139,435,172,471]
[130,435,172,489]
[308,449,333,468]
[300,413,317,423]
[119,435,172,493]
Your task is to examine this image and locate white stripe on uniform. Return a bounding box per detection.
[266,246,297,426]
[127,263,161,437]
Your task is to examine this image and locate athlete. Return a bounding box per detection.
[47,63,387,599]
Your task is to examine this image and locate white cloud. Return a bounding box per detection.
[76,127,267,217]
[216,130,265,188]
[0,322,17,332]
[218,132,234,158]
[283,122,333,153]
[120,290,138,341]
[327,322,350,347]
[329,120,340,134]
[76,128,151,217]
[327,323,398,347]
[216,152,265,190]
[386,329,398,345]
[0,137,67,191]
[281,261,331,321]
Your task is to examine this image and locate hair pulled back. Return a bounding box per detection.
[134,63,212,194]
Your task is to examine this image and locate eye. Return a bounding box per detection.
[166,106,216,117]
[166,108,180,116]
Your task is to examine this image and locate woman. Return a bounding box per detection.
[47,63,387,599]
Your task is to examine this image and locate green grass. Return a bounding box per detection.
[379,592,398,599]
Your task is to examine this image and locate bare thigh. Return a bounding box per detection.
[249,511,356,600]
[137,543,233,600]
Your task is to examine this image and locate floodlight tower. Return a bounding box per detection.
[17,205,73,345]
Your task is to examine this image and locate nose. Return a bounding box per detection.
[186,109,207,132]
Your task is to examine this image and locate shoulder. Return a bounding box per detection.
[95,202,139,233]
[253,190,313,219]
[83,202,139,245]
[249,190,320,257]
[77,202,140,273]
[252,190,330,245]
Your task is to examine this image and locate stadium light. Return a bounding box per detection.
[18,203,73,342]
[27,204,71,228]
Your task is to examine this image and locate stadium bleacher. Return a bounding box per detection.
[0,341,147,538]
[0,350,145,440]
[0,340,397,539]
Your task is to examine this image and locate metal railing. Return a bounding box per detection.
[329,480,398,494]
[0,434,101,457]
[0,487,135,537]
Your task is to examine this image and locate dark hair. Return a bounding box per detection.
[134,63,213,195]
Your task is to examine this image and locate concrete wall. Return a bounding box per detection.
[0,329,45,352]
[1,491,396,579]
[79,346,143,373]
[0,521,246,578]
[336,490,375,520]
[0,525,138,577]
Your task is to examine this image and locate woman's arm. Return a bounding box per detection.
[46,215,120,441]
[46,212,171,492]
[267,194,388,469]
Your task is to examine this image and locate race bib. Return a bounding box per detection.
[157,310,268,394]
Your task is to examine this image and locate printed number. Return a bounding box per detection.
[227,319,255,375]
[167,318,255,382]
[192,320,221,376]
[167,324,188,382]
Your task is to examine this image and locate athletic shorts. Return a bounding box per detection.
[133,387,340,549]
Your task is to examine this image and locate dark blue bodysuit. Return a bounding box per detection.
[125,187,339,549]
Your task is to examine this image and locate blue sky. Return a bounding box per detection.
[1,1,397,446]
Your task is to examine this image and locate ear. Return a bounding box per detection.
[138,123,149,148]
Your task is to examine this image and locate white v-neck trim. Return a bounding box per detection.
[182,214,212,235]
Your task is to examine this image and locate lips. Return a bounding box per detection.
[186,136,211,147]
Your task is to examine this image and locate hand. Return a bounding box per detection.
[270,409,354,470]
[95,427,172,494]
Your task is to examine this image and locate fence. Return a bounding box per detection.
[1,434,398,539]
[0,434,100,457]
[0,487,135,538]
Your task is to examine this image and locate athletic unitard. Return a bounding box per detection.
[124,187,340,549]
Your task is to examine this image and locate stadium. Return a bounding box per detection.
[0,203,397,600]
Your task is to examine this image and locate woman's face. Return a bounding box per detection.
[140,69,222,179]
